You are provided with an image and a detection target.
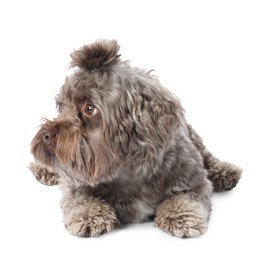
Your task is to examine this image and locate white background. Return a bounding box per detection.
[0,0,262,259]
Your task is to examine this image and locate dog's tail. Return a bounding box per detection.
[187,124,242,192]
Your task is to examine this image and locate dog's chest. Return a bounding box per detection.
[89,153,178,223]
[93,168,170,223]
[109,179,157,223]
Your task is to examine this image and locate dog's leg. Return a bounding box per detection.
[28,162,60,186]
[61,187,120,237]
[155,179,212,238]
[187,124,242,192]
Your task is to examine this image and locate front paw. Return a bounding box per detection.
[28,162,59,186]
[155,197,209,238]
[63,200,120,237]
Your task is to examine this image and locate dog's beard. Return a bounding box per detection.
[31,118,113,186]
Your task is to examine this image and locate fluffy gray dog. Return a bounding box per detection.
[30,39,242,238]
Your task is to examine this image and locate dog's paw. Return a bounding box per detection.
[208,161,242,192]
[64,215,119,237]
[63,200,120,237]
[155,197,209,238]
[28,162,59,186]
[155,211,207,238]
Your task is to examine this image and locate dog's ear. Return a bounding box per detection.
[70,39,121,71]
[105,75,185,160]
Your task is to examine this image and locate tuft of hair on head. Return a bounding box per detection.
[70,39,121,72]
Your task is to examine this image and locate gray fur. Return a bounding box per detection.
[30,39,242,238]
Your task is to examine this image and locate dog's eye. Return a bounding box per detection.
[84,104,99,117]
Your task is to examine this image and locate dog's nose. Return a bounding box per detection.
[42,130,56,145]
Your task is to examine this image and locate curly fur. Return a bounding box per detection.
[30,39,242,238]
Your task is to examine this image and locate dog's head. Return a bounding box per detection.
[31,39,184,185]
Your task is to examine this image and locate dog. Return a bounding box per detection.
[29,39,242,238]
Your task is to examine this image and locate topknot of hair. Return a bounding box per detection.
[70,39,121,71]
